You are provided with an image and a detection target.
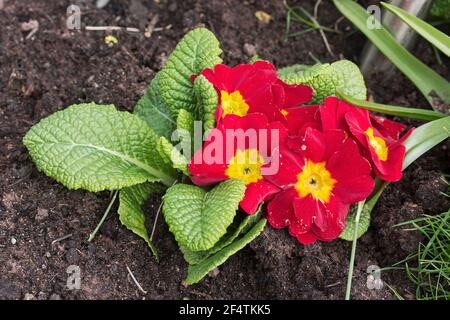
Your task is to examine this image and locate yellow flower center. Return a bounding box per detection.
[281,109,289,118]
[220,90,250,118]
[225,149,264,185]
[365,127,388,161]
[295,160,336,203]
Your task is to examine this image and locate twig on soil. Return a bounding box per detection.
[126,265,147,295]
[334,16,345,33]
[51,233,73,245]
[308,52,321,64]
[85,26,141,33]
[145,14,159,38]
[88,190,118,242]
[150,200,164,242]
[150,180,177,241]
[325,281,341,288]
[313,0,334,57]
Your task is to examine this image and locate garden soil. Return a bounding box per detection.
[0,0,449,300]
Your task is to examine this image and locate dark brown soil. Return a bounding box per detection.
[0,0,449,300]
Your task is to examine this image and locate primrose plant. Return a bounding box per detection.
[24,28,450,285]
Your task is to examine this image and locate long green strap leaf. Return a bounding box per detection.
[185,218,267,285]
[403,116,450,170]
[334,0,450,110]
[339,92,446,121]
[382,2,450,58]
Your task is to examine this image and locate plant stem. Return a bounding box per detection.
[88,190,119,242]
[345,200,365,300]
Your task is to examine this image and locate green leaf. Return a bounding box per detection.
[160,28,222,118]
[431,0,450,19]
[134,73,175,139]
[23,103,177,191]
[162,179,246,251]
[382,2,450,58]
[281,60,367,104]
[176,109,195,137]
[180,209,262,265]
[185,218,267,285]
[277,64,309,79]
[118,183,163,260]
[338,91,447,121]
[157,136,189,176]
[333,0,450,110]
[176,109,195,158]
[279,63,327,84]
[340,180,388,240]
[403,116,450,170]
[248,55,263,63]
[193,75,218,132]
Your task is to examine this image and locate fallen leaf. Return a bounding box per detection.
[255,10,272,23]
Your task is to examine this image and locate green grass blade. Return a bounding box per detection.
[382,2,450,58]
[333,0,450,110]
[339,91,446,121]
[345,200,365,300]
[403,116,450,170]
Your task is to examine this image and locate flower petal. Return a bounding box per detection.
[267,188,297,229]
[240,180,280,214]
[284,105,321,136]
[370,114,406,141]
[264,146,304,189]
[312,196,349,241]
[277,80,313,107]
[291,229,318,245]
[293,195,328,231]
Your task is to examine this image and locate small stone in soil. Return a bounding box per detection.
[49,293,61,300]
[208,268,220,278]
[35,208,49,221]
[24,293,35,300]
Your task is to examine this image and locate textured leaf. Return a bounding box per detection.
[157,136,189,176]
[193,75,218,131]
[162,179,246,251]
[176,109,195,137]
[180,209,262,265]
[118,183,163,260]
[23,103,177,191]
[279,63,328,84]
[340,180,388,240]
[185,218,267,285]
[281,60,367,104]
[277,64,309,79]
[176,109,196,159]
[134,73,175,139]
[160,28,222,118]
